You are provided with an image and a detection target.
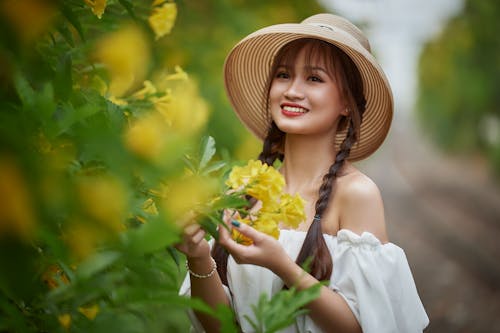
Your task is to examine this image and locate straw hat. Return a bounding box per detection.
[223,13,393,161]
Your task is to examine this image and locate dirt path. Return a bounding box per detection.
[361,119,500,333]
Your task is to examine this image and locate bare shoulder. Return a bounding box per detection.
[335,169,388,243]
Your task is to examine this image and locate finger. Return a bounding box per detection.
[218,221,232,243]
[184,223,201,237]
[231,221,263,243]
[222,209,237,224]
[191,228,206,244]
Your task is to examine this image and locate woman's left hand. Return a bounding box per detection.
[218,221,291,273]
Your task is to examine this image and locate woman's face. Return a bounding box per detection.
[269,43,346,138]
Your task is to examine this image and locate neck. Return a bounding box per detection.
[280,133,337,194]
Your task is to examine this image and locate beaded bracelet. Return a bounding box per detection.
[186,257,217,279]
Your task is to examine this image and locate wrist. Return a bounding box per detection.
[273,256,309,288]
[186,256,217,279]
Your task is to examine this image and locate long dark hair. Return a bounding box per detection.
[213,38,366,284]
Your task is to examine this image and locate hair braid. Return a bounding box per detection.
[257,121,285,166]
[295,120,358,281]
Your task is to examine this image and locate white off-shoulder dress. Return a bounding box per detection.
[179,229,429,333]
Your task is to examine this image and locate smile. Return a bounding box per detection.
[280,103,309,118]
[282,105,308,113]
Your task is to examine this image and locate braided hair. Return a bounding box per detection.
[213,38,366,284]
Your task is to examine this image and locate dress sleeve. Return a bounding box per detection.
[330,229,429,333]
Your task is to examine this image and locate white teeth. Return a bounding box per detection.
[282,106,307,113]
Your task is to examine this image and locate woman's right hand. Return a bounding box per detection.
[175,223,211,259]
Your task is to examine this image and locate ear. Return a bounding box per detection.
[340,106,350,117]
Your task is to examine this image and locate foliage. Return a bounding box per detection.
[245,284,322,333]
[0,1,323,332]
[417,0,500,176]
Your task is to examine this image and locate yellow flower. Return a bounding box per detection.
[77,176,127,232]
[226,160,284,203]
[94,24,150,97]
[0,156,36,240]
[42,264,70,290]
[253,216,280,239]
[164,65,188,82]
[132,80,158,99]
[84,0,106,19]
[231,218,253,245]
[142,198,158,216]
[78,304,100,320]
[107,95,128,106]
[162,175,218,224]
[225,160,306,241]
[58,313,71,330]
[277,193,306,229]
[64,220,102,260]
[124,111,168,161]
[226,159,267,189]
[156,79,209,136]
[148,2,177,40]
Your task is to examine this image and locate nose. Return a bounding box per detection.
[283,78,304,100]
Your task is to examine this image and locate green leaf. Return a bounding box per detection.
[202,160,226,175]
[125,218,180,255]
[54,53,73,101]
[76,251,121,279]
[210,195,248,210]
[13,72,34,108]
[60,4,85,42]
[199,136,216,171]
[199,215,220,240]
[245,284,322,333]
[118,0,138,20]
[167,246,181,270]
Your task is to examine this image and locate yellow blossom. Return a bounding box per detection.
[142,198,158,216]
[42,264,70,290]
[84,0,106,19]
[94,24,150,97]
[164,66,188,81]
[226,160,284,203]
[231,218,254,245]
[162,175,218,224]
[253,216,280,239]
[58,313,71,330]
[132,80,158,99]
[107,95,128,106]
[78,304,100,320]
[226,160,306,241]
[0,156,36,240]
[124,111,169,161]
[77,176,127,232]
[278,193,306,229]
[156,79,209,136]
[148,2,177,40]
[64,220,102,260]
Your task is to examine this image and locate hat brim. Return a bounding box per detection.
[224,22,393,161]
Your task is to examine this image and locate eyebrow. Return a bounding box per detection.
[277,64,329,73]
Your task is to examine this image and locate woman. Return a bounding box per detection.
[177,14,429,333]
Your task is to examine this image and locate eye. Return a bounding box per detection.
[275,71,289,79]
[308,75,323,83]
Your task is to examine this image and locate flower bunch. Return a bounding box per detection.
[226,160,306,244]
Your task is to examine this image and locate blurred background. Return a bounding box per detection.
[0,0,499,332]
[323,0,500,332]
